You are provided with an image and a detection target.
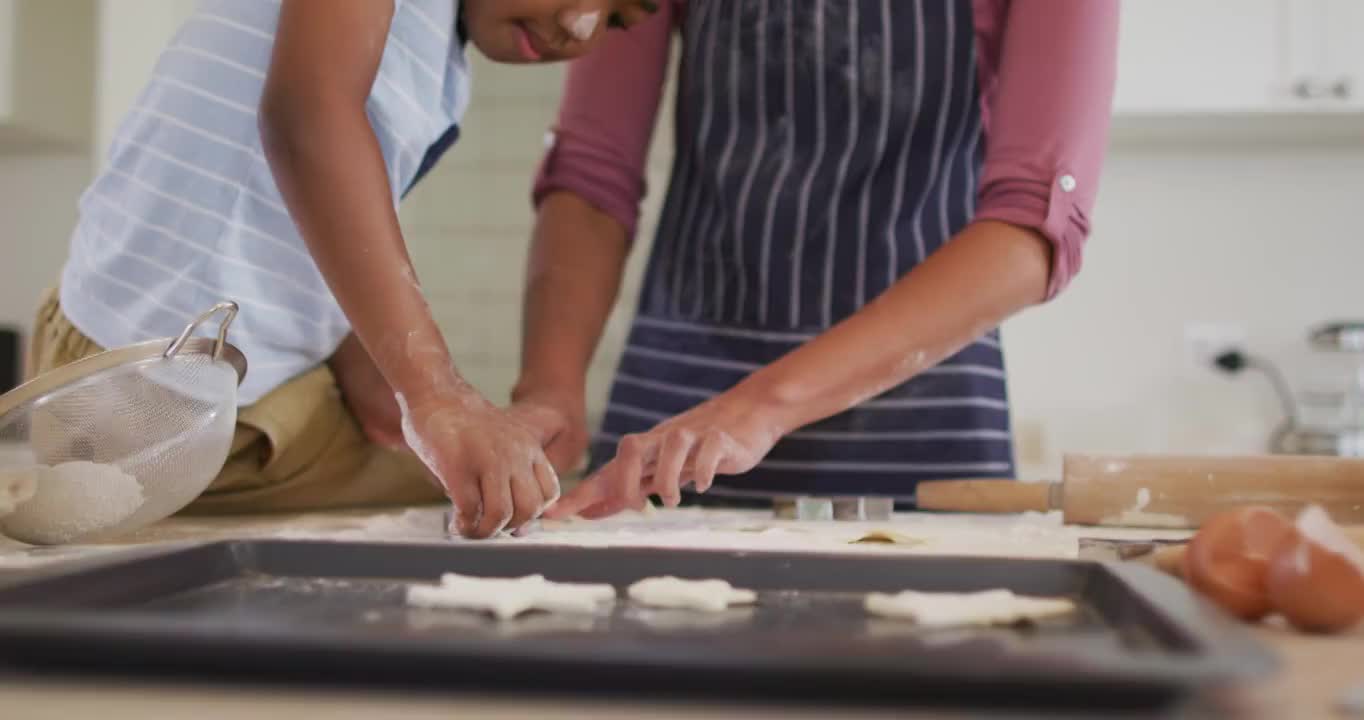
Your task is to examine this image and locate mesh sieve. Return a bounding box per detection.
[0,302,246,545]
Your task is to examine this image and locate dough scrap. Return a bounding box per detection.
[864,589,1076,628]
[405,572,616,621]
[850,529,924,546]
[627,576,757,612]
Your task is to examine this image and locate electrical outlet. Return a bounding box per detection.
[1183,322,1247,369]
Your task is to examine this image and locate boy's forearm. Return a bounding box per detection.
[739,220,1053,435]
[259,0,479,409]
[513,192,630,400]
[260,98,480,408]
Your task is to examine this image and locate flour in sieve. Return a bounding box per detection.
[0,466,37,516]
[0,461,145,544]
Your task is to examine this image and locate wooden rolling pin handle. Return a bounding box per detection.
[1061,453,1364,527]
[914,479,1054,514]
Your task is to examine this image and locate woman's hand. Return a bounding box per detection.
[509,387,592,477]
[543,387,785,520]
[399,394,560,538]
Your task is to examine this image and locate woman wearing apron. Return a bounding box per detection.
[514,1,1119,518]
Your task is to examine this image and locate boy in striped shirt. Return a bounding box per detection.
[32,0,657,538]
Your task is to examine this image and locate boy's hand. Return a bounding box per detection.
[543,389,784,520]
[398,395,560,539]
[329,333,404,448]
[508,387,591,477]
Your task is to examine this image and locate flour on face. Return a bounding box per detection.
[564,10,600,41]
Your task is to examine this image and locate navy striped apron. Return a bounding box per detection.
[592,0,1012,505]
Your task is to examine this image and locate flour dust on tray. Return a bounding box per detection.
[864,589,1077,628]
[0,461,145,545]
[626,576,758,612]
[405,572,616,621]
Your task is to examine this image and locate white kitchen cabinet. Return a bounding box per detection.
[1321,0,1364,109]
[1114,0,1364,116]
[1115,0,1281,114]
[0,0,96,152]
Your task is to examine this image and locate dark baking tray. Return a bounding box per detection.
[0,540,1274,712]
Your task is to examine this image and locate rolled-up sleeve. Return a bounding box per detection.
[531,4,676,241]
[971,0,1119,300]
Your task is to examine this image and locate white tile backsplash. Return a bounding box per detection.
[400,55,670,416]
[0,153,91,341]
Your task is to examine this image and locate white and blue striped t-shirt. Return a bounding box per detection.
[60,0,470,405]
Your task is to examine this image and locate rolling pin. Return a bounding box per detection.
[914,453,1364,529]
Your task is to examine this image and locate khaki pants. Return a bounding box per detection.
[28,290,445,514]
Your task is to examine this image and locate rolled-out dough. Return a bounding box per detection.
[627,576,757,612]
[405,572,616,621]
[864,589,1076,627]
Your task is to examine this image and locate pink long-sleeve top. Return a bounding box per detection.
[534,0,1119,300]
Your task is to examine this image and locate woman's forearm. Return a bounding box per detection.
[513,192,631,400]
[742,220,1052,435]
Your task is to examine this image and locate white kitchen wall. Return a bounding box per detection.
[401,56,674,424]
[1006,140,1364,475]
[0,153,89,334]
[0,0,93,342]
[403,58,1364,476]
[0,0,194,365]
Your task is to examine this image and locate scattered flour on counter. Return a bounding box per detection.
[159,505,1187,559]
[864,589,1077,627]
[627,576,758,612]
[350,508,446,538]
[0,544,126,569]
[271,508,446,543]
[0,462,144,545]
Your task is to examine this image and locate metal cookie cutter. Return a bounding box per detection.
[833,497,895,522]
[774,496,894,522]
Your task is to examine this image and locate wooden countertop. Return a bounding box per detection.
[1,507,1359,719]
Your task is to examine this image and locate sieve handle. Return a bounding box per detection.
[164,301,240,362]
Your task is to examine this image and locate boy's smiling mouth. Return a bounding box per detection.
[515,22,547,61]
